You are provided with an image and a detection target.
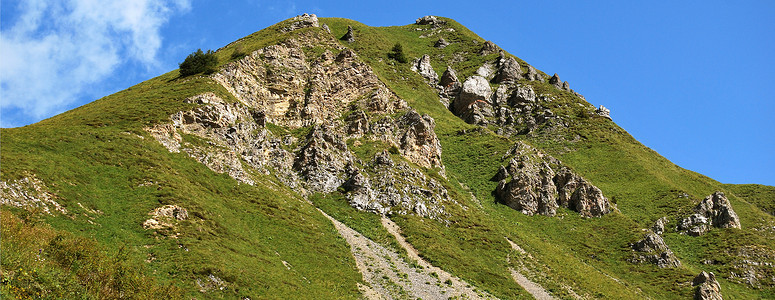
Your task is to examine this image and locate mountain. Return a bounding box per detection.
[1,14,773,299]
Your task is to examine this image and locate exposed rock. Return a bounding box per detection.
[495,142,612,217]
[373,149,394,167]
[343,169,382,214]
[652,217,669,235]
[596,105,611,120]
[143,205,188,231]
[678,192,741,236]
[480,40,499,56]
[438,66,461,107]
[416,15,443,26]
[524,64,544,82]
[341,25,355,43]
[439,66,459,89]
[321,23,331,33]
[630,232,682,268]
[0,174,67,214]
[508,84,537,106]
[411,55,439,84]
[452,75,492,122]
[434,37,450,48]
[476,62,496,79]
[549,73,563,89]
[345,110,370,137]
[294,124,353,193]
[491,165,509,182]
[282,13,319,32]
[394,110,445,171]
[495,56,522,83]
[693,271,723,300]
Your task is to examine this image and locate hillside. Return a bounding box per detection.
[1,14,773,299]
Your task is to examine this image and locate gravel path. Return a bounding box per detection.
[505,238,556,300]
[319,208,495,299]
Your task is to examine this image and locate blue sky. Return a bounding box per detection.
[1,0,773,186]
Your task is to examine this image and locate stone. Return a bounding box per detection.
[554,167,611,217]
[341,25,355,43]
[596,105,611,120]
[395,110,444,170]
[678,191,741,236]
[561,81,570,91]
[630,232,682,268]
[453,75,492,116]
[293,125,353,193]
[0,174,67,215]
[321,23,331,33]
[495,56,522,83]
[508,84,537,105]
[142,205,188,230]
[476,62,496,79]
[496,161,558,216]
[524,64,544,82]
[652,217,669,235]
[282,13,319,32]
[549,73,562,89]
[411,54,439,84]
[439,66,459,89]
[480,40,499,55]
[693,271,723,300]
[415,15,443,26]
[434,37,450,48]
[491,165,509,182]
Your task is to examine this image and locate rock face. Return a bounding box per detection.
[494,142,612,217]
[480,41,499,55]
[678,192,741,236]
[416,15,443,26]
[596,105,611,120]
[341,25,355,42]
[630,232,682,268]
[294,125,354,193]
[495,56,522,83]
[652,217,669,235]
[452,75,492,124]
[394,110,444,171]
[693,271,723,300]
[1,174,67,215]
[411,55,439,84]
[282,13,319,32]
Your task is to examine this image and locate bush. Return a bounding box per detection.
[387,43,408,63]
[179,49,218,76]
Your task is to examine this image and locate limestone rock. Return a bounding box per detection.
[394,110,444,171]
[321,23,331,33]
[0,174,67,215]
[496,162,558,216]
[344,170,383,214]
[630,232,682,268]
[416,15,443,26]
[434,37,450,48]
[508,84,537,106]
[554,167,611,217]
[345,110,370,137]
[452,75,492,117]
[524,64,544,82]
[411,54,439,84]
[693,271,723,300]
[476,63,496,79]
[480,40,499,56]
[596,105,611,120]
[495,56,522,83]
[294,124,353,193]
[282,13,319,32]
[549,73,563,89]
[439,66,459,89]
[491,165,509,182]
[678,192,741,236]
[652,217,669,235]
[143,205,188,231]
[341,25,355,43]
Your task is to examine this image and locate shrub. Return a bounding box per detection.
[388,43,408,63]
[179,49,218,76]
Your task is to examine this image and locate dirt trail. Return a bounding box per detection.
[505,238,556,300]
[319,209,494,299]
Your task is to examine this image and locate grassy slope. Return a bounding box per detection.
[1,16,773,299]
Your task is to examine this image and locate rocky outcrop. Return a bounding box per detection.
[495,56,522,83]
[549,74,563,89]
[678,192,741,236]
[294,125,354,193]
[142,205,188,233]
[282,13,319,32]
[411,55,438,84]
[321,23,331,33]
[596,105,611,120]
[416,15,444,26]
[480,41,499,56]
[495,142,612,217]
[341,25,355,42]
[693,271,723,300]
[630,232,681,268]
[452,75,492,124]
[524,64,544,82]
[394,110,444,171]
[0,174,67,214]
[652,217,669,235]
[434,37,449,48]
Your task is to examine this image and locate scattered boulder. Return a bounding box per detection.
[143,205,188,231]
[549,73,563,89]
[416,15,443,26]
[452,75,493,124]
[439,66,460,90]
[693,271,723,300]
[652,217,669,235]
[630,232,682,268]
[411,55,439,84]
[554,167,611,217]
[476,63,496,79]
[321,23,331,33]
[341,25,355,43]
[495,56,522,83]
[524,64,544,82]
[480,41,499,56]
[596,105,611,120]
[434,37,450,48]
[678,192,741,236]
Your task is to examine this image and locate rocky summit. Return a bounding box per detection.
[1,14,773,300]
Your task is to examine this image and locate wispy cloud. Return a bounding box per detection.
[0,0,191,127]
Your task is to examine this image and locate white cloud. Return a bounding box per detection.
[0,0,191,127]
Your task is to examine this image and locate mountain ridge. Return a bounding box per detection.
[1,14,773,299]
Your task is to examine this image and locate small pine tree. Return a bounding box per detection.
[388,43,408,63]
[179,49,218,77]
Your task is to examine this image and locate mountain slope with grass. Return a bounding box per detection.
[2,14,773,299]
